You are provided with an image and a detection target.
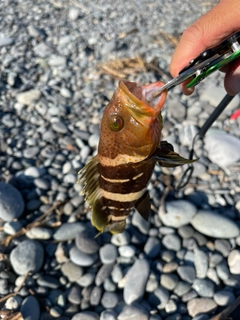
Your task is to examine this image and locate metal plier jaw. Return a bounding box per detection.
[150,31,240,100]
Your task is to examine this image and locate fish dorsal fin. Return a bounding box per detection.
[78,156,100,208]
[151,140,197,167]
[135,191,151,221]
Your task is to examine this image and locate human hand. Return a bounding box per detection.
[170,0,240,96]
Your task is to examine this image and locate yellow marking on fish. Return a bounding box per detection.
[100,188,145,202]
[132,172,144,180]
[101,175,130,183]
[111,215,128,221]
[98,154,145,166]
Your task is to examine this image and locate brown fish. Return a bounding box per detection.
[78,80,194,234]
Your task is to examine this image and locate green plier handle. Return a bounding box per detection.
[150,31,240,100]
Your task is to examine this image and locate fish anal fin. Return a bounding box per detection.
[135,191,151,221]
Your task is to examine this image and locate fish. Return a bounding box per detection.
[78,80,194,235]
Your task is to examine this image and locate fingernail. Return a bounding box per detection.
[228,65,240,95]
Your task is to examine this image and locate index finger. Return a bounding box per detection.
[170,0,240,78]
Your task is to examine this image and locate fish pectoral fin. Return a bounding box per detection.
[152,143,197,168]
[135,191,151,221]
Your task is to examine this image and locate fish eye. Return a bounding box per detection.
[108,115,124,132]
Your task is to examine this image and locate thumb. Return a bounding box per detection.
[170,0,240,78]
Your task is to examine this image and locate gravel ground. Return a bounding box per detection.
[1,0,240,319]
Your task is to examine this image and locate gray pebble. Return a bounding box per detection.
[144,237,161,258]
[162,234,181,251]
[10,240,44,275]
[52,121,68,134]
[101,292,118,309]
[216,261,230,281]
[95,263,114,286]
[90,286,102,306]
[187,298,217,318]
[67,285,82,304]
[118,303,148,320]
[4,295,23,310]
[70,246,98,267]
[194,248,208,279]
[178,225,195,239]
[118,245,136,258]
[132,210,150,234]
[149,287,170,309]
[60,87,72,98]
[20,296,40,320]
[3,220,23,235]
[99,244,117,264]
[160,273,179,291]
[50,306,63,318]
[34,178,50,190]
[48,55,66,66]
[0,182,24,221]
[111,231,130,246]
[88,134,99,148]
[75,229,99,254]
[168,99,186,120]
[72,311,99,320]
[17,89,41,105]
[25,167,46,178]
[159,200,197,228]
[69,7,80,21]
[192,279,215,298]
[204,129,240,168]
[111,264,123,284]
[207,268,220,286]
[53,222,86,241]
[174,281,191,297]
[23,147,40,158]
[26,227,52,240]
[100,309,117,320]
[37,275,60,289]
[213,290,235,306]
[61,261,83,282]
[177,265,196,284]
[191,210,239,238]
[228,249,240,274]
[77,272,95,287]
[124,259,150,304]
[0,36,14,47]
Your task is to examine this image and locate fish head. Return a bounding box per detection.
[98,80,167,162]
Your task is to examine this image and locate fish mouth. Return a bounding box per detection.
[119,80,167,121]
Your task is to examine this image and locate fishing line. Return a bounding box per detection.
[175,93,234,191]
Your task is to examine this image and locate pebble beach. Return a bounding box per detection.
[1,0,240,319]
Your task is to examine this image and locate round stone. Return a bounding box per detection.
[187,298,217,317]
[159,200,197,228]
[214,290,235,306]
[191,210,239,239]
[53,222,86,241]
[0,182,24,221]
[228,250,240,274]
[26,227,52,240]
[101,292,118,309]
[20,296,40,320]
[61,261,83,282]
[69,246,98,267]
[10,240,44,275]
[99,244,118,264]
[177,265,196,284]
[75,230,99,254]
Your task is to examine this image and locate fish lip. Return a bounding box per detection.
[119,80,167,118]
